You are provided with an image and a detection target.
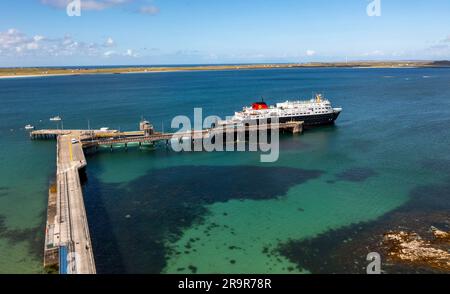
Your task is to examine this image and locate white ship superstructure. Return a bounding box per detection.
[219,94,342,127]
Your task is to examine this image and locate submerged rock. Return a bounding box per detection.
[431,226,450,242]
[383,229,450,272]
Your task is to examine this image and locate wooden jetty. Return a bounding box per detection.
[34,120,303,274]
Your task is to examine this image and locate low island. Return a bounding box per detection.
[1,60,449,78]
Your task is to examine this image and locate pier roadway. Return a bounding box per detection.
[53,135,96,274]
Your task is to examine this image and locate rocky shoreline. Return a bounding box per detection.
[383,228,449,272]
[276,171,450,274]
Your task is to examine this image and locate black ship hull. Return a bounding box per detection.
[252,111,341,127]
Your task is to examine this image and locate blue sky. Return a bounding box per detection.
[0,0,449,66]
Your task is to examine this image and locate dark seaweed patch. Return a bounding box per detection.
[276,179,450,274]
[335,168,377,182]
[421,159,450,175]
[188,265,198,274]
[0,187,9,197]
[84,165,323,274]
[278,225,369,273]
[350,139,374,152]
[402,179,450,212]
[0,214,44,262]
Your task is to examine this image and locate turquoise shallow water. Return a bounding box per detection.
[0,68,449,273]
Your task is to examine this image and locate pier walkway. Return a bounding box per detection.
[82,121,304,148]
[31,129,119,140]
[44,134,96,274]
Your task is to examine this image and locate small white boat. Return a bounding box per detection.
[25,124,35,130]
[50,116,62,122]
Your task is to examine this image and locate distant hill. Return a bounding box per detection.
[430,60,450,66]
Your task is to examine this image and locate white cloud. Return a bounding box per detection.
[0,28,137,59]
[427,44,450,57]
[103,50,115,57]
[423,35,450,57]
[26,42,39,50]
[0,29,45,54]
[102,48,138,58]
[33,35,45,42]
[125,49,138,57]
[306,50,316,56]
[361,50,385,57]
[40,0,131,11]
[104,37,115,47]
[138,5,159,15]
[40,0,68,9]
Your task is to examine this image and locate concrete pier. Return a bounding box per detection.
[36,120,303,274]
[30,129,120,140]
[81,121,304,148]
[43,135,96,274]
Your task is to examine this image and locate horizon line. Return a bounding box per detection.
[1,59,449,69]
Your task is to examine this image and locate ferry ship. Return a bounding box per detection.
[219,94,342,127]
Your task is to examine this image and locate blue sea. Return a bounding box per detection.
[0,67,449,273]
